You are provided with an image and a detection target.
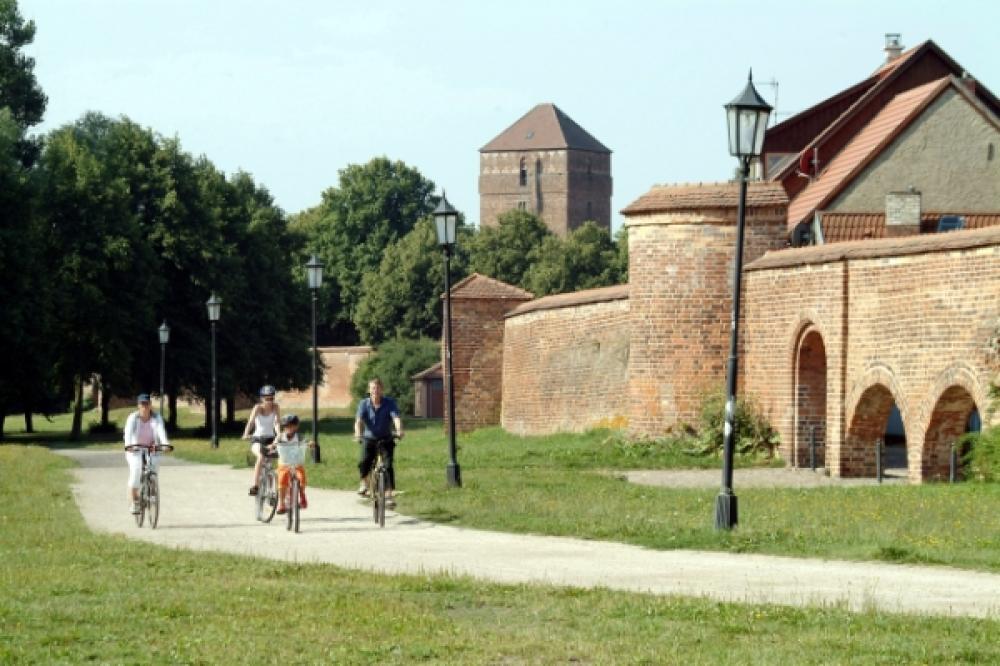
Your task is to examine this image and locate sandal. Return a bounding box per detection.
[248,486,258,496]
[277,506,287,515]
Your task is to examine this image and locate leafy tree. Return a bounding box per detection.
[467,209,551,289]
[524,221,625,296]
[0,0,46,163]
[297,157,436,343]
[349,338,440,415]
[354,215,472,344]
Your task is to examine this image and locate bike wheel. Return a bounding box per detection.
[376,468,386,528]
[135,476,146,528]
[261,469,278,524]
[370,472,379,524]
[254,473,265,522]
[291,477,300,534]
[287,477,296,531]
[147,473,160,529]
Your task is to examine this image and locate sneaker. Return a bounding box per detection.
[299,492,308,510]
[131,501,140,515]
[357,481,369,496]
[248,486,258,496]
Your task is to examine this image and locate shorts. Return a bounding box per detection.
[250,436,275,456]
[277,464,306,491]
[125,448,159,489]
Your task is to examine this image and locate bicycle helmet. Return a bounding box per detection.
[281,414,300,426]
[259,385,276,397]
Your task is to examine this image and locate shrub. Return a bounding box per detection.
[350,338,440,416]
[964,427,1000,482]
[686,390,780,459]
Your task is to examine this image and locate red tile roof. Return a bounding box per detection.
[821,212,1000,243]
[448,273,534,300]
[506,284,629,318]
[786,78,951,230]
[621,181,788,216]
[480,103,610,153]
[746,225,1000,272]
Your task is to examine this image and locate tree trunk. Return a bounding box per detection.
[225,395,235,424]
[100,382,111,427]
[0,410,6,440]
[204,396,211,431]
[70,376,84,441]
[24,411,33,433]
[168,393,178,432]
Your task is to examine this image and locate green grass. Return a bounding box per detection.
[15,408,1000,571]
[3,445,1000,664]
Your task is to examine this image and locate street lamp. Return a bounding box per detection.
[306,254,324,463]
[206,293,222,449]
[158,321,170,418]
[716,71,772,530]
[433,191,461,488]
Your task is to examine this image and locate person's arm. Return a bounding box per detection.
[242,406,258,439]
[390,399,403,438]
[273,404,281,437]
[354,400,365,440]
[123,412,135,447]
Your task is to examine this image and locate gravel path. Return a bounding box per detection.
[60,449,1000,618]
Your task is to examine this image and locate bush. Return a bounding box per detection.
[964,427,1000,482]
[350,338,440,416]
[686,390,780,459]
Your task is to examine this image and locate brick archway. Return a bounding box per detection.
[922,385,979,482]
[844,376,907,478]
[793,326,826,468]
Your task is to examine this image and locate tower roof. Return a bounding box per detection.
[480,103,611,153]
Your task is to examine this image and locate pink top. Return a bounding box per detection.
[136,418,155,445]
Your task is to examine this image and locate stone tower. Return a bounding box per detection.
[479,103,612,236]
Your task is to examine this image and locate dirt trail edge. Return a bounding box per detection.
[61,449,1000,619]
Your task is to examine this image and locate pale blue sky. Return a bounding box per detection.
[22,1,1000,230]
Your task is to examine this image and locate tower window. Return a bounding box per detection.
[519,158,527,186]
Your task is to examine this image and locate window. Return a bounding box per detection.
[517,201,527,211]
[519,158,527,187]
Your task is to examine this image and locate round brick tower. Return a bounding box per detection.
[621,182,788,439]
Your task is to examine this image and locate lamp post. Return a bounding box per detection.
[158,321,170,418]
[306,254,324,463]
[206,293,222,449]
[716,71,772,530]
[433,191,461,488]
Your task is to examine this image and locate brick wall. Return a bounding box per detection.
[278,346,373,409]
[624,197,788,438]
[502,289,629,435]
[745,226,1000,481]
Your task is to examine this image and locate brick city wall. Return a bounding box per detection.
[278,346,373,410]
[447,294,532,433]
[624,203,788,438]
[501,289,629,435]
[744,226,1000,481]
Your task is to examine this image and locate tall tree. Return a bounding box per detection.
[296,157,436,343]
[354,215,472,344]
[0,0,46,163]
[468,209,551,289]
[524,221,625,296]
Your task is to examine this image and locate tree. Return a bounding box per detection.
[467,209,551,289]
[297,157,436,343]
[524,221,625,296]
[354,215,472,344]
[349,338,440,415]
[0,0,47,163]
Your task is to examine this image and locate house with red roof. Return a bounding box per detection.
[763,37,1000,244]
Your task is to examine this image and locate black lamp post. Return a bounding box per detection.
[306,254,324,463]
[158,321,170,418]
[206,293,222,449]
[433,191,461,488]
[716,71,772,530]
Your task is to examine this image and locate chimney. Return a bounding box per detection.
[884,33,904,63]
[885,188,921,238]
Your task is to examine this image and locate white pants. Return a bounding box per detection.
[126,450,159,489]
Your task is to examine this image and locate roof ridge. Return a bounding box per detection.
[448,272,535,300]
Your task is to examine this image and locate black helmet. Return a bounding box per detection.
[281,414,299,426]
[259,385,276,397]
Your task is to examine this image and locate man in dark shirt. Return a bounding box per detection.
[355,377,404,507]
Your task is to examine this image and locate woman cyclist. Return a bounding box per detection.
[123,393,170,514]
[243,384,281,496]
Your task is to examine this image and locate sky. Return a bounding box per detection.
[21,1,1000,232]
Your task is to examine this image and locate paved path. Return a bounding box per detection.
[60,449,1000,618]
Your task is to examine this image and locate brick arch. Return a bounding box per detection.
[792,323,827,468]
[842,366,910,478]
[919,366,986,482]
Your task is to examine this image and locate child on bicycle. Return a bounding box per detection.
[123,393,170,514]
[272,414,314,514]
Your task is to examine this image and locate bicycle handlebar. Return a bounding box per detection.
[125,444,174,453]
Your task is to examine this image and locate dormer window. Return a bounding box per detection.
[519,158,527,187]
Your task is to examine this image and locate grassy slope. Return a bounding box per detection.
[2,444,1000,664]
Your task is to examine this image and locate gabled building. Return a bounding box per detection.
[762,37,1000,245]
[479,103,612,236]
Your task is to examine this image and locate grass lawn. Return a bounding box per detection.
[3,444,1000,664]
[11,408,1000,571]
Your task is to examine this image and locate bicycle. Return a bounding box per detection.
[125,443,174,529]
[363,435,399,528]
[275,438,311,534]
[254,440,279,524]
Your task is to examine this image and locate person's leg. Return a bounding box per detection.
[357,438,376,493]
[126,451,142,505]
[276,465,290,512]
[382,440,397,492]
[249,441,262,493]
[297,466,307,508]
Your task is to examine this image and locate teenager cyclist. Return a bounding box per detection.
[243,384,281,496]
[355,377,404,508]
